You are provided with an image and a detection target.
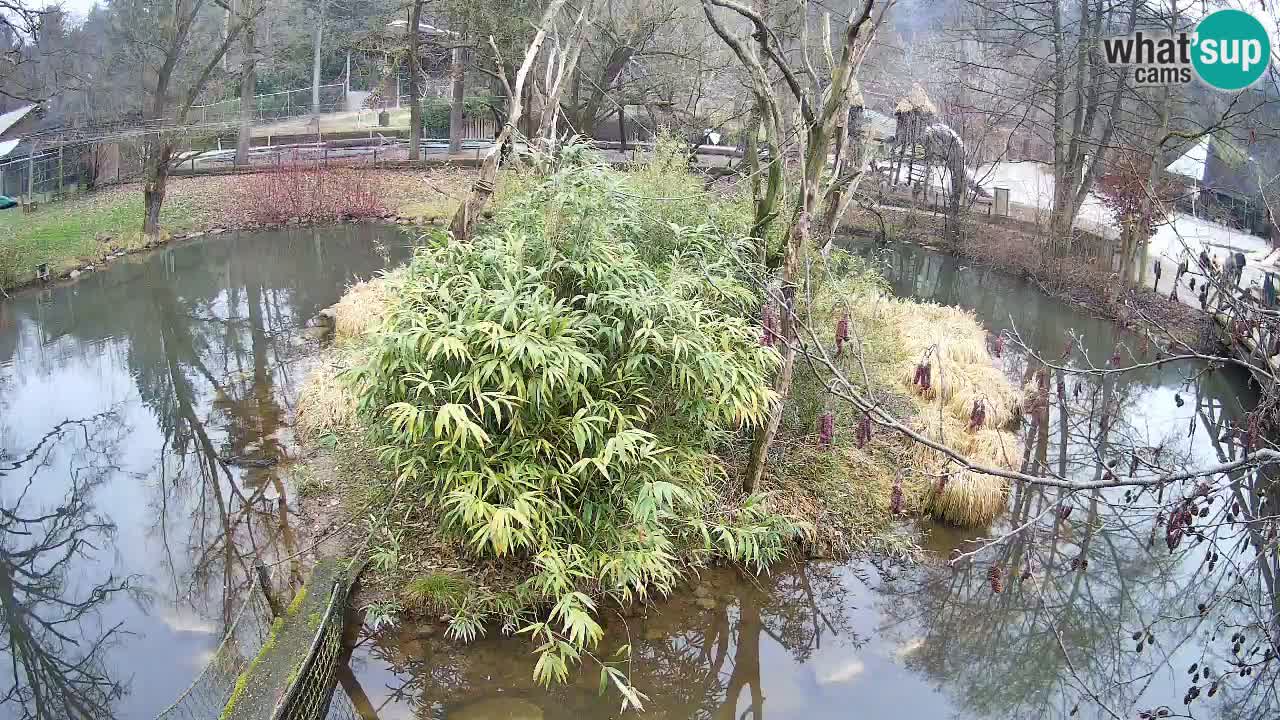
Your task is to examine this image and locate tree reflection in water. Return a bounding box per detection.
[0,412,142,720]
[869,240,1280,719]
[349,562,865,720]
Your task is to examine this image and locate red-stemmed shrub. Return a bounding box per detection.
[240,155,386,224]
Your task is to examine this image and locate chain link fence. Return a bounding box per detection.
[155,560,362,720]
[0,142,94,200]
[192,85,348,126]
[154,589,279,720]
[270,577,349,720]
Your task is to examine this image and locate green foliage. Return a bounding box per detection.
[349,156,802,685]
[420,96,499,132]
[368,524,402,574]
[403,572,472,613]
[362,600,402,632]
[285,586,308,617]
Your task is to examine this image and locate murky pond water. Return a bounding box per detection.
[0,225,415,720]
[339,240,1276,720]
[2,230,1273,720]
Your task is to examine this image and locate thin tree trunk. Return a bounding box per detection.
[235,0,256,165]
[408,1,422,160]
[448,46,465,153]
[311,0,327,117]
[1136,86,1172,287]
[449,0,569,240]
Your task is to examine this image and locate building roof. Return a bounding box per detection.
[0,104,37,137]
[1165,137,1208,181]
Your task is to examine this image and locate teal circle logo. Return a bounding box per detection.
[1193,9,1271,90]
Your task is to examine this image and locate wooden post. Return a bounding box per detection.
[617,74,627,154]
[27,141,37,201]
[57,144,64,196]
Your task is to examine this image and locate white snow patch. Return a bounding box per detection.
[0,104,35,136]
[1165,138,1208,181]
[968,161,1116,235]
[1148,213,1270,261]
[0,139,19,159]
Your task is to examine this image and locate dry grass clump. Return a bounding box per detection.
[297,274,398,436]
[909,417,1021,527]
[880,297,1022,527]
[296,352,361,436]
[887,299,1020,428]
[333,276,392,341]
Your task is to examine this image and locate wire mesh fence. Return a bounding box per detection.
[271,578,349,720]
[154,560,362,720]
[0,143,94,199]
[154,589,279,720]
[192,85,348,126]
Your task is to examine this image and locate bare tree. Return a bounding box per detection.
[449,0,572,241]
[702,0,888,491]
[111,0,260,235]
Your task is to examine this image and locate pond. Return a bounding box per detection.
[338,240,1276,720]
[0,230,1273,720]
[0,225,416,720]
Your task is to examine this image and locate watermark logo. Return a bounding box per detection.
[1102,9,1271,90]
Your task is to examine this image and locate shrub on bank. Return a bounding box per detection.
[239,160,385,224]
[347,158,799,684]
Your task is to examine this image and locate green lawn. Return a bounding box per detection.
[0,168,474,292]
[0,185,216,290]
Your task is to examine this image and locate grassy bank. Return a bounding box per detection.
[291,145,1022,693]
[0,168,473,292]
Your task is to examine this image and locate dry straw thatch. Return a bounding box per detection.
[880,297,1022,527]
[894,84,939,117]
[296,355,361,435]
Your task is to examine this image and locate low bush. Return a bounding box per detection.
[347,156,802,686]
[239,159,385,224]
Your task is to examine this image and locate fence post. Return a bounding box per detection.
[27,141,36,202]
[57,145,64,197]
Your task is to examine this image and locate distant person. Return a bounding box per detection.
[1199,249,1211,271]
[1176,255,1189,286]
[1265,272,1277,307]
[1199,284,1209,309]
[1234,251,1247,287]
[1153,260,1162,292]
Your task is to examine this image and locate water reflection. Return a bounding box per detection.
[348,240,1277,720]
[347,563,869,720]
[0,225,412,719]
[0,411,137,719]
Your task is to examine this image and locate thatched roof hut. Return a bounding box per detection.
[893,84,938,118]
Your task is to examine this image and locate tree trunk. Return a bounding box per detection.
[448,46,465,153]
[142,139,171,236]
[1135,87,1172,287]
[311,0,327,117]
[407,1,422,161]
[235,0,256,165]
[449,0,569,241]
